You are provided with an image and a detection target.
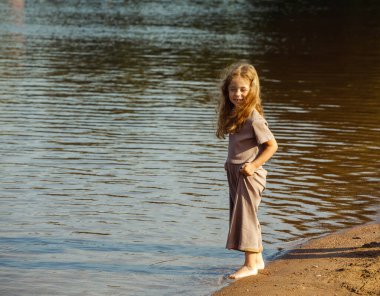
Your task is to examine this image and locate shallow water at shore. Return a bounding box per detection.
[1,1,379,295]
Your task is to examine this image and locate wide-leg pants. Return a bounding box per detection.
[225,163,267,253]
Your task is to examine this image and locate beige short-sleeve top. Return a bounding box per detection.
[227,109,275,165]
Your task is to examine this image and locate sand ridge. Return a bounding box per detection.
[213,222,380,296]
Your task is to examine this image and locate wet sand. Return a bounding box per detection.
[214,222,380,296]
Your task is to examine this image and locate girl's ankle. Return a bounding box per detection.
[244,264,257,269]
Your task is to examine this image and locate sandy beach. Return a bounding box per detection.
[214,222,380,296]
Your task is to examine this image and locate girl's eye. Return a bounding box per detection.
[229,87,249,92]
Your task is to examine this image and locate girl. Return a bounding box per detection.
[216,63,278,280]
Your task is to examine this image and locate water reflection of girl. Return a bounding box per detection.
[216,63,278,280]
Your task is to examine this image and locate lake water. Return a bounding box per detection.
[1,1,379,295]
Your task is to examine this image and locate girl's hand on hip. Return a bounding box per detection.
[240,163,257,176]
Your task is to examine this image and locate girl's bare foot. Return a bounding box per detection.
[256,252,265,270]
[228,265,258,280]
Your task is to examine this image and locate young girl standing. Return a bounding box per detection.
[216,63,278,280]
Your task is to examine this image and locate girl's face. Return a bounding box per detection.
[228,76,250,106]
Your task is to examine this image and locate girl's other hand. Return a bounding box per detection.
[240,163,257,176]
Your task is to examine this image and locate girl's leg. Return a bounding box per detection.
[228,251,258,279]
[244,251,257,267]
[256,252,265,270]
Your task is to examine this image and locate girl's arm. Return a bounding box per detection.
[240,138,278,176]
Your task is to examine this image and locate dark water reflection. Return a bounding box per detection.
[1,1,379,295]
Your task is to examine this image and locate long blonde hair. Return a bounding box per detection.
[216,63,264,139]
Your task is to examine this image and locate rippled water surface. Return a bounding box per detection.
[1,1,379,295]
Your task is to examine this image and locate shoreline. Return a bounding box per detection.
[213,221,380,296]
